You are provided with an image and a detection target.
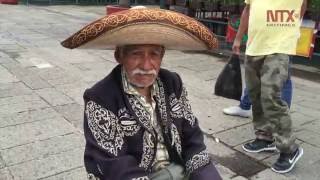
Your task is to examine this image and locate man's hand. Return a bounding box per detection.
[232,38,241,55]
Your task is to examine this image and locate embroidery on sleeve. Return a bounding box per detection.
[169,93,183,118]
[86,101,124,156]
[171,124,182,156]
[169,87,196,127]
[185,150,211,174]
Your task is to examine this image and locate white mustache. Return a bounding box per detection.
[131,68,157,76]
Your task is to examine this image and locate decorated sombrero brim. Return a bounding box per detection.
[61,8,218,51]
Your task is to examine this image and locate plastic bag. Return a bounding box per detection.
[214,54,242,101]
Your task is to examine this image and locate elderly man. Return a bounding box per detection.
[62,8,221,180]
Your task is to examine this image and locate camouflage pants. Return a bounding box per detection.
[245,54,297,153]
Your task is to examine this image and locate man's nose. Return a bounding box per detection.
[140,54,154,70]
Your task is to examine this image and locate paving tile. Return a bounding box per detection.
[299,120,320,135]
[0,168,14,180]
[0,82,33,98]
[35,88,74,106]
[0,37,15,44]
[0,51,11,57]
[1,133,84,166]
[172,66,213,95]
[41,167,87,180]
[13,56,38,68]
[0,94,50,116]
[291,103,320,119]
[0,44,25,51]
[62,88,85,105]
[20,75,52,89]
[8,148,83,180]
[291,111,317,130]
[204,135,236,158]
[0,152,5,169]
[1,62,34,78]
[214,124,255,147]
[231,176,248,180]
[1,64,53,89]
[55,83,88,106]
[215,164,236,180]
[0,66,19,83]
[168,54,214,71]
[54,103,84,131]
[80,70,110,83]
[188,93,250,134]
[250,169,294,180]
[0,117,76,149]
[194,67,225,81]
[205,135,267,177]
[0,107,59,128]
[35,67,79,86]
[72,60,116,71]
[47,77,80,86]
[298,99,320,111]
[295,129,320,148]
[0,56,15,64]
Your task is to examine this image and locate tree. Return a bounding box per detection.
[309,0,320,21]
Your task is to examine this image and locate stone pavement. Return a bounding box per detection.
[0,4,320,180]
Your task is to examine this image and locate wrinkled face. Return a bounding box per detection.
[115,44,165,88]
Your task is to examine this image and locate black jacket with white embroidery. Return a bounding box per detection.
[83,65,221,180]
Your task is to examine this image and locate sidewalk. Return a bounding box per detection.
[0,4,320,180]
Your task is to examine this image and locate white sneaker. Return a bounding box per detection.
[223,106,251,118]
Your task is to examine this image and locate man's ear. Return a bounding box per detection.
[114,47,122,64]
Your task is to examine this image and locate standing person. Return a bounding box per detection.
[62,8,222,180]
[232,0,307,173]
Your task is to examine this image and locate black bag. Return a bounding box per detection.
[214,54,242,101]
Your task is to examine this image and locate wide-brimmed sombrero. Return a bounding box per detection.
[61,8,218,51]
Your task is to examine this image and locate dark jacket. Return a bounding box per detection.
[83,65,221,180]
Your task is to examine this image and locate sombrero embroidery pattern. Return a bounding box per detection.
[61,8,218,49]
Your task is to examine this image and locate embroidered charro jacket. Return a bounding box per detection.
[83,65,221,180]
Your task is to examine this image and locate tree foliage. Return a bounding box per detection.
[309,0,320,12]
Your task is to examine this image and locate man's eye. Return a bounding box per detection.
[151,51,161,56]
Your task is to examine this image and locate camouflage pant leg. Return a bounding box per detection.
[244,56,268,139]
[245,54,297,153]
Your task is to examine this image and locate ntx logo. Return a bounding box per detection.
[266,10,298,27]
